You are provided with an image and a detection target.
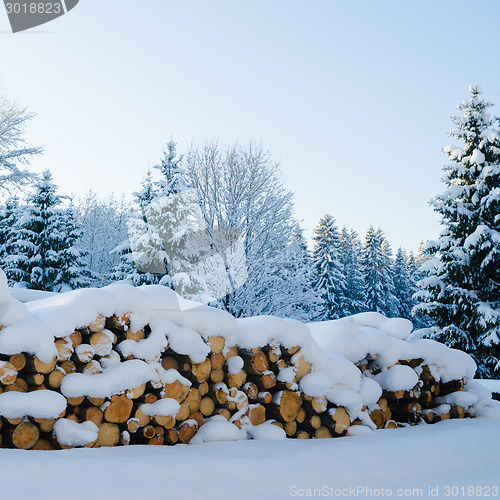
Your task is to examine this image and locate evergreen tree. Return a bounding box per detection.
[312,214,348,319]
[338,226,366,315]
[392,247,413,319]
[360,226,396,316]
[0,197,21,269]
[414,85,500,378]
[5,171,90,291]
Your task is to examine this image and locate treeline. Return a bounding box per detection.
[0,139,429,327]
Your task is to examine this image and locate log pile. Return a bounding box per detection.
[0,279,488,450]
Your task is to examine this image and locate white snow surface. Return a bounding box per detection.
[53,419,98,447]
[0,390,67,419]
[60,360,157,398]
[139,398,180,417]
[0,418,498,500]
[190,415,247,444]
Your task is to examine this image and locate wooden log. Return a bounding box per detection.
[60,360,77,374]
[83,360,102,375]
[88,397,105,406]
[249,404,266,426]
[67,396,85,406]
[47,369,65,389]
[450,405,466,419]
[243,351,269,375]
[293,355,312,381]
[296,431,310,439]
[256,391,272,404]
[88,314,107,333]
[153,415,174,427]
[242,382,259,401]
[227,370,246,388]
[127,418,140,434]
[0,362,18,385]
[314,426,333,439]
[176,402,191,422]
[207,336,225,354]
[216,408,232,420]
[11,422,40,449]
[198,381,209,396]
[269,390,302,423]
[225,346,239,359]
[185,388,201,413]
[126,383,146,400]
[68,331,82,348]
[98,423,120,446]
[191,358,212,383]
[385,419,398,429]
[120,431,131,445]
[200,397,215,417]
[4,379,28,393]
[189,411,204,428]
[32,439,55,450]
[164,380,190,403]
[126,328,145,342]
[253,371,276,391]
[26,373,45,387]
[164,428,179,445]
[82,406,104,427]
[210,368,225,384]
[142,425,156,439]
[161,356,179,371]
[73,345,95,364]
[369,408,386,429]
[211,352,225,370]
[377,397,392,421]
[296,407,306,424]
[55,338,73,361]
[133,408,151,427]
[33,418,56,433]
[178,420,198,443]
[9,353,26,371]
[105,312,130,332]
[90,331,114,357]
[329,407,351,435]
[144,393,158,405]
[101,397,131,424]
[284,420,297,437]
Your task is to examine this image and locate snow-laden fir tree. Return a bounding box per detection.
[414,85,500,378]
[360,225,397,316]
[0,93,43,195]
[312,214,349,319]
[110,168,167,286]
[338,226,366,315]
[392,247,414,320]
[0,197,21,269]
[4,171,91,291]
[280,225,324,321]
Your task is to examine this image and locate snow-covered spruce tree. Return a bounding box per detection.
[414,85,500,378]
[338,226,366,315]
[280,225,324,321]
[5,171,91,291]
[0,196,21,269]
[0,94,42,194]
[360,225,397,316]
[312,214,349,320]
[109,168,167,286]
[392,247,414,320]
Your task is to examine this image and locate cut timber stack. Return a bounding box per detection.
[0,279,490,449]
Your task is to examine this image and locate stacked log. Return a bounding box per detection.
[0,309,480,450]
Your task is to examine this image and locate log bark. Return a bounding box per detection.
[178,420,197,443]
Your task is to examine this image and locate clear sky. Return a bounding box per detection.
[1,0,499,251]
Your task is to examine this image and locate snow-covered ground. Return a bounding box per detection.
[1,417,498,500]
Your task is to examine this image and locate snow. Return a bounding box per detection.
[60,360,157,398]
[470,148,485,165]
[166,325,211,363]
[227,355,244,375]
[190,416,247,444]
[376,365,419,392]
[0,418,497,500]
[247,421,286,440]
[0,390,67,419]
[139,398,180,417]
[53,419,98,447]
[476,379,500,393]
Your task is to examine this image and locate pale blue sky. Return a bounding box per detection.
[1,1,499,251]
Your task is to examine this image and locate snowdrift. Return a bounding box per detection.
[0,269,497,449]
